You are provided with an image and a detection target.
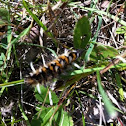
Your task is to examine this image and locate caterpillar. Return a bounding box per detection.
[24,49,82,87]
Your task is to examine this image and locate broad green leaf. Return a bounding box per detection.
[90,45,118,62]
[35,85,59,104]
[31,107,53,126]
[74,16,91,49]
[54,109,73,126]
[31,106,73,126]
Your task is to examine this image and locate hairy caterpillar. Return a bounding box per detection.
[24,49,82,87]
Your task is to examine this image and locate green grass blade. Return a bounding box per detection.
[6,8,12,60]
[11,25,31,45]
[0,87,5,97]
[96,71,117,118]
[47,48,58,58]
[84,16,102,62]
[19,102,31,126]
[0,79,24,87]
[22,0,55,41]
[22,0,61,46]
[88,0,98,17]
[68,2,126,26]
[69,63,126,75]
[75,90,85,126]
[115,72,124,101]
[22,0,47,31]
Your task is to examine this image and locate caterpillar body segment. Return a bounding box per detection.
[25,49,82,86]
